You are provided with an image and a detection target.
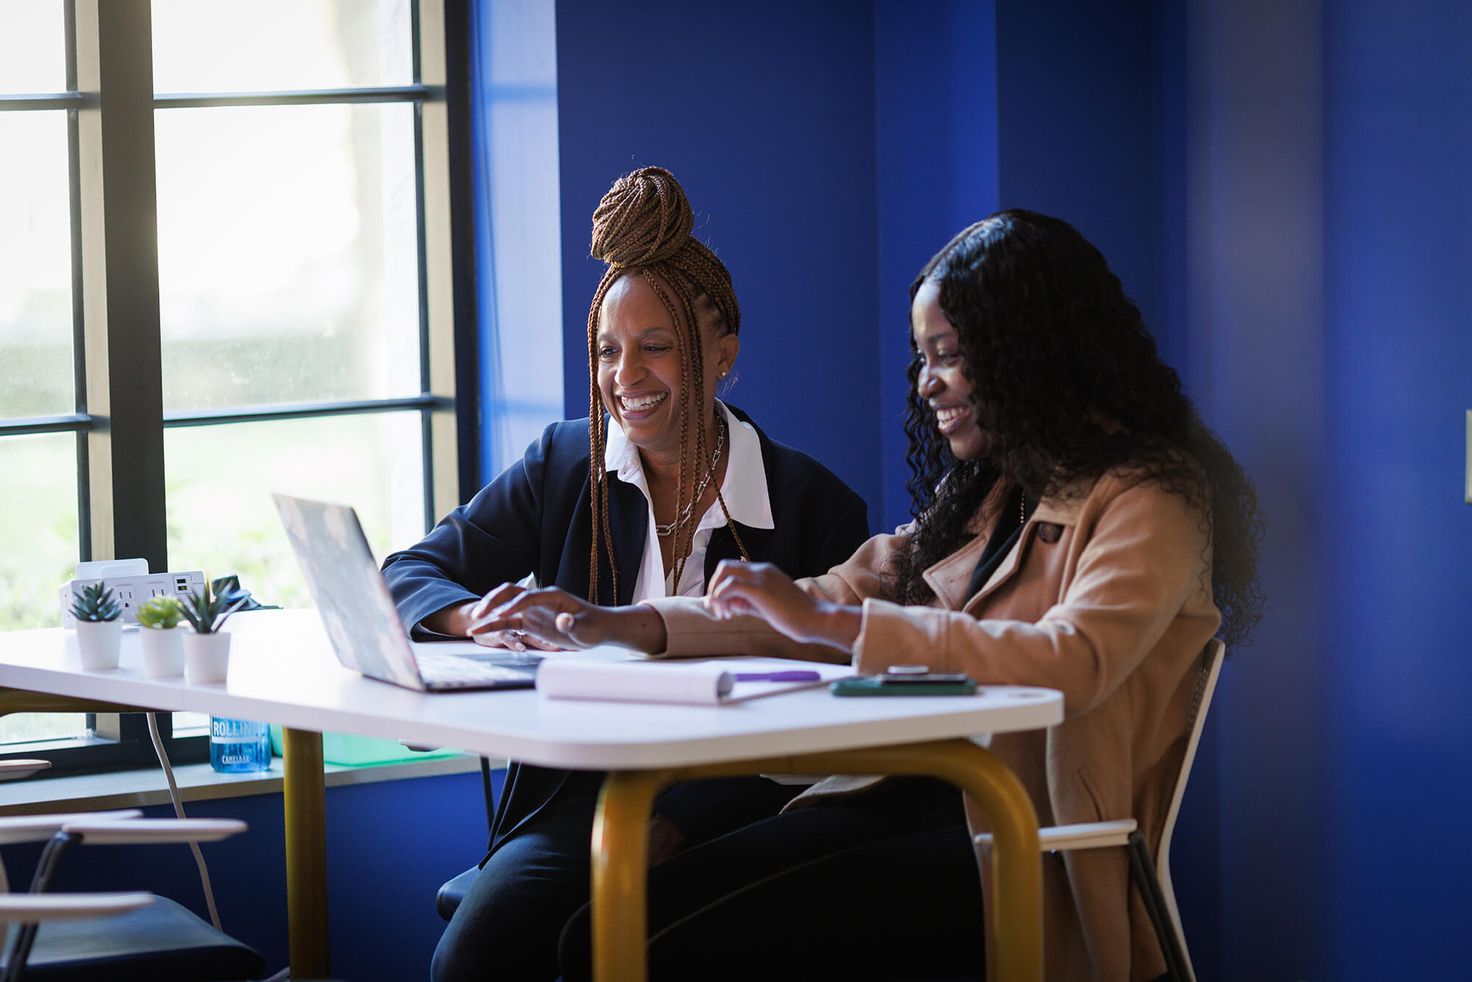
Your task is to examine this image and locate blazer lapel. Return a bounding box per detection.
[922,535,987,611]
[606,479,647,606]
[924,479,1010,610]
[959,495,1079,615]
[960,526,1031,614]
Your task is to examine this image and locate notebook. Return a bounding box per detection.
[272,493,538,692]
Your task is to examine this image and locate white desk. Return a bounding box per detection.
[0,609,1063,980]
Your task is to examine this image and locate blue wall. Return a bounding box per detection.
[554,0,883,513]
[1320,1,1472,977]
[1173,1,1331,977]
[872,0,999,529]
[995,1,1162,338]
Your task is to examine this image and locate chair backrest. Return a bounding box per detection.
[1154,638,1225,982]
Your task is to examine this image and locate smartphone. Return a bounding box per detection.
[830,673,978,697]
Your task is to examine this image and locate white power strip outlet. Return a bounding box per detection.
[59,559,206,628]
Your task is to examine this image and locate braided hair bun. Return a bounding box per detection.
[590,166,695,268]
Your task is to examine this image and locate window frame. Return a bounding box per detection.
[0,0,477,776]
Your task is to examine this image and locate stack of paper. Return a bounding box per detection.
[537,660,734,705]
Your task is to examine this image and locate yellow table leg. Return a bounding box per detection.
[824,741,1043,982]
[590,770,673,982]
[585,739,1041,982]
[283,727,330,980]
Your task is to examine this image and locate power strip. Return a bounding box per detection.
[59,558,205,628]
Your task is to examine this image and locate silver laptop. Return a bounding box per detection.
[273,493,538,692]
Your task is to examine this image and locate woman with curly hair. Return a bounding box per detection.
[382,166,869,981]
[484,209,1263,980]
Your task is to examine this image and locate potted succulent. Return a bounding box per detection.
[179,579,251,684]
[136,595,186,678]
[69,581,123,670]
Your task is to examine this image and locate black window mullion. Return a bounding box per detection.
[414,97,435,532]
[413,1,434,531]
[75,0,167,572]
[443,0,479,504]
[64,0,89,561]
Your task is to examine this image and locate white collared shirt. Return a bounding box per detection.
[603,401,773,601]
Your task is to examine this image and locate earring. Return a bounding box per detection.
[719,370,728,379]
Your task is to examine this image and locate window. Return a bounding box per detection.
[0,0,474,773]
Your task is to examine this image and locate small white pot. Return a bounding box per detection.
[183,631,232,684]
[74,619,122,670]
[139,626,185,678]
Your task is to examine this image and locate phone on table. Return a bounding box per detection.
[831,665,978,697]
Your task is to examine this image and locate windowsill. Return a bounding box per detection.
[0,754,502,816]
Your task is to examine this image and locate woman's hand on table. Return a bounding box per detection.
[705,561,860,653]
[472,585,668,653]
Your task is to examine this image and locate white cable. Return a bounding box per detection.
[145,712,222,931]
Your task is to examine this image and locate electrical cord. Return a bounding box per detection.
[145,712,222,930]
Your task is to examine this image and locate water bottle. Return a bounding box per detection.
[210,716,272,773]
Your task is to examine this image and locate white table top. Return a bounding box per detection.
[0,609,1063,770]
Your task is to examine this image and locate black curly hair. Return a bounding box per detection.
[888,210,1263,649]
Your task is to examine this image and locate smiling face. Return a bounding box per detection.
[911,277,989,461]
[596,272,738,460]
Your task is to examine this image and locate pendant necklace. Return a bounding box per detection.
[655,418,726,538]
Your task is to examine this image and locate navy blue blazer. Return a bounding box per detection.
[382,405,870,848]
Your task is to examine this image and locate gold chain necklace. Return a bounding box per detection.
[655,418,726,538]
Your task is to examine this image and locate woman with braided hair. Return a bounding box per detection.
[483,209,1263,980]
[381,166,869,981]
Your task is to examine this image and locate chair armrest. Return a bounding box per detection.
[61,817,247,845]
[0,810,144,846]
[975,819,1137,852]
[0,892,153,923]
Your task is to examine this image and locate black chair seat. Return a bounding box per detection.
[2,896,265,981]
[436,865,479,921]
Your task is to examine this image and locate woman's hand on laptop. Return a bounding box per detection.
[424,591,561,652]
[472,585,667,653]
[461,585,566,652]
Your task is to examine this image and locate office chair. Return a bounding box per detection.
[0,763,265,981]
[435,755,497,919]
[973,639,1225,982]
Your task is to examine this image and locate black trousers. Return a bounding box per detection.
[430,774,802,982]
[556,779,986,982]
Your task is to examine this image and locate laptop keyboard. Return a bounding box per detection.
[417,653,537,688]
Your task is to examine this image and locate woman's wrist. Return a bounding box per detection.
[422,601,476,638]
[607,606,668,653]
[810,602,862,652]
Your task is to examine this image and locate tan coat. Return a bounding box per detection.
[653,472,1221,981]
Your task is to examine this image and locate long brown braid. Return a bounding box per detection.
[584,167,749,603]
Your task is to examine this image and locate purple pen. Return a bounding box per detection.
[733,671,822,682]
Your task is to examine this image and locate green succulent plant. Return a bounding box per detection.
[69,581,122,623]
[136,595,184,630]
[179,579,251,635]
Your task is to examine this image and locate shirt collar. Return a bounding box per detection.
[603,400,774,531]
